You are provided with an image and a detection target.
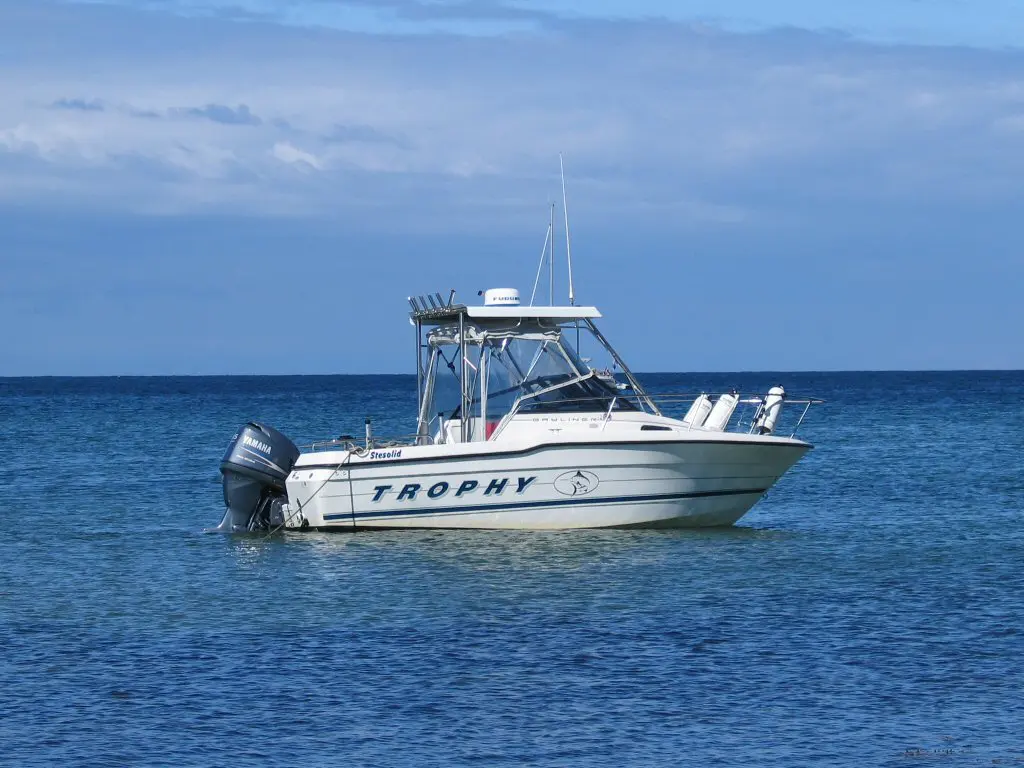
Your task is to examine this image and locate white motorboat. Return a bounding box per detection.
[215,287,820,531]
[589,363,628,390]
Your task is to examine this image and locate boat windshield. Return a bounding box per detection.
[517,372,630,413]
[431,331,635,420]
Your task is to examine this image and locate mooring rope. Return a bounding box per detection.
[259,444,365,538]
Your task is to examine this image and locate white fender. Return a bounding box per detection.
[754,386,786,435]
[704,392,739,432]
[682,394,713,427]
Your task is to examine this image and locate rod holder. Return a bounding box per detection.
[365,417,373,449]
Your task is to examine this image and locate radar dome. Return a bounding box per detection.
[483,288,520,306]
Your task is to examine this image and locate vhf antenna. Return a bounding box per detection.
[560,152,575,306]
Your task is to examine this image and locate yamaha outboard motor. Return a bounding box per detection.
[215,422,300,532]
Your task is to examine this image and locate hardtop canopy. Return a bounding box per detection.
[409,300,600,327]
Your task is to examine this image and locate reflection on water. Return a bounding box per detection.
[249,525,799,576]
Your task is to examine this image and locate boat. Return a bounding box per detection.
[593,366,628,390]
[214,286,821,531]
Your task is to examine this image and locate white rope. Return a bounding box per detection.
[260,444,365,537]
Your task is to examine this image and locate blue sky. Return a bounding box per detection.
[50,0,1024,46]
[2,0,1024,374]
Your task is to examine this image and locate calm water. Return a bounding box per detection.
[2,372,1023,767]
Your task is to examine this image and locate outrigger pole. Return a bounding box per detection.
[560,152,575,306]
[528,211,553,307]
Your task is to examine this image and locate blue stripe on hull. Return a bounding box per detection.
[322,487,769,522]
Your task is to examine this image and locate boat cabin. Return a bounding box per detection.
[409,289,659,445]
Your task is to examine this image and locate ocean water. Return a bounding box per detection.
[1,371,1023,767]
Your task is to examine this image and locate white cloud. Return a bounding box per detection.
[4,2,1024,229]
[272,141,323,170]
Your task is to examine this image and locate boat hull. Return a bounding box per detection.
[284,438,809,530]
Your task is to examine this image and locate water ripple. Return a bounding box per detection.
[2,372,1023,766]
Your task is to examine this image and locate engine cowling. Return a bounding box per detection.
[215,422,300,532]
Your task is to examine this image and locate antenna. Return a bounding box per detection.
[528,212,553,306]
[559,153,574,306]
[549,202,555,305]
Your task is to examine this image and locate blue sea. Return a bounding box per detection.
[2,372,1023,767]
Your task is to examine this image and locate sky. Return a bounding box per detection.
[2,0,1024,374]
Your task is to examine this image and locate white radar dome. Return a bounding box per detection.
[483,288,520,306]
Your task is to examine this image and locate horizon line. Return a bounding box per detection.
[2,368,1023,379]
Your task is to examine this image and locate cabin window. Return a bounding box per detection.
[426,328,637,428]
[519,374,636,413]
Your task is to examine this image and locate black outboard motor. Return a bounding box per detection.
[215,422,300,532]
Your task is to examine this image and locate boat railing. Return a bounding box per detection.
[304,391,823,451]
[648,392,824,438]
[492,390,824,439]
[306,434,421,453]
